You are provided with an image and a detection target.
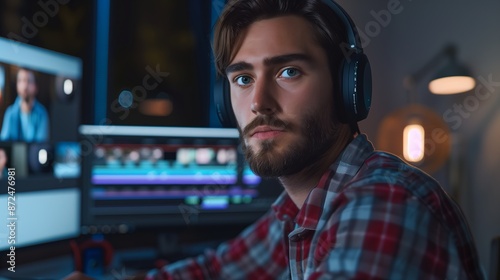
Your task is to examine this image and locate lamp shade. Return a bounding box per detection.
[428,61,475,94]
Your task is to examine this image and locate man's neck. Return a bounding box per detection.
[20,99,34,113]
[279,132,355,209]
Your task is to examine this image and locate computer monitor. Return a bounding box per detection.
[102,0,221,127]
[79,125,281,234]
[0,188,80,251]
[0,37,82,250]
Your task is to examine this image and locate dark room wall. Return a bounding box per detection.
[338,0,500,274]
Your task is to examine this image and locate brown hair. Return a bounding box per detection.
[213,0,348,78]
[16,67,38,85]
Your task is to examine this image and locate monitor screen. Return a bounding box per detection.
[0,37,81,142]
[0,37,82,181]
[79,125,281,234]
[0,188,80,250]
[0,37,82,250]
[104,0,215,127]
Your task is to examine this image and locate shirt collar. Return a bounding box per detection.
[272,191,299,222]
[272,134,375,228]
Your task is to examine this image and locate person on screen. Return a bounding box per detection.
[0,68,49,142]
[0,66,5,103]
[65,0,484,279]
[0,148,8,179]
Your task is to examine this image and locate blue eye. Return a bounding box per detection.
[280,68,300,78]
[235,75,253,86]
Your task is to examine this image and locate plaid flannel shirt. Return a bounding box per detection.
[147,134,484,280]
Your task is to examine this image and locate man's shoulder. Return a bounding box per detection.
[355,151,437,183]
[336,151,462,223]
[344,151,442,200]
[2,104,17,119]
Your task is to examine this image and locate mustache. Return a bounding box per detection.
[242,115,291,137]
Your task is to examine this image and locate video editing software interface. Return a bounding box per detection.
[0,37,82,250]
[80,125,281,234]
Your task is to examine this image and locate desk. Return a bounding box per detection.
[0,248,157,280]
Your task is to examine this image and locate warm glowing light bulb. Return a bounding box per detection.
[403,124,425,163]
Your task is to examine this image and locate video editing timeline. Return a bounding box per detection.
[91,143,261,209]
[80,125,279,233]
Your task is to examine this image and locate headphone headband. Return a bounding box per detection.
[321,0,363,53]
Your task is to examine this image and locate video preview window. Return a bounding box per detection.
[0,65,50,143]
[0,37,82,180]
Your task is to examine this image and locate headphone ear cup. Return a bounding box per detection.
[214,77,237,128]
[339,53,372,123]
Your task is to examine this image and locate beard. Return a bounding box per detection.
[238,110,341,178]
[20,93,32,103]
[22,96,30,103]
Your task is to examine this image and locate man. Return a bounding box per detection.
[0,67,49,142]
[67,0,484,279]
[0,148,7,179]
[0,66,5,103]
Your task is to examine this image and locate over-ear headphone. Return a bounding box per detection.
[214,0,372,127]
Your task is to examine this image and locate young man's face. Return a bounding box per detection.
[0,149,6,168]
[226,15,341,177]
[16,69,37,103]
